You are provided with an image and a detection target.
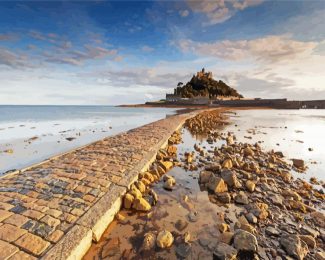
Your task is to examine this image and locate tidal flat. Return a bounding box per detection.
[84,109,325,260]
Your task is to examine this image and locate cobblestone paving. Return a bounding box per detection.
[0,112,193,259]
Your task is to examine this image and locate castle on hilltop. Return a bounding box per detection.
[196,68,212,80]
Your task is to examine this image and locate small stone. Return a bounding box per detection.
[221,170,241,188]
[265,226,280,236]
[135,181,146,193]
[207,176,228,193]
[234,191,249,205]
[141,232,156,251]
[156,230,174,248]
[243,147,254,157]
[233,229,258,252]
[175,219,188,231]
[124,193,134,209]
[292,159,305,169]
[246,213,258,224]
[163,178,175,191]
[280,234,309,260]
[218,223,230,233]
[176,243,192,258]
[213,242,237,260]
[245,180,255,192]
[299,235,316,249]
[132,198,151,211]
[199,170,213,184]
[160,161,173,172]
[216,192,231,204]
[187,211,199,222]
[222,159,233,169]
[315,251,325,260]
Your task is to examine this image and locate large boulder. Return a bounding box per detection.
[280,234,309,260]
[233,230,258,252]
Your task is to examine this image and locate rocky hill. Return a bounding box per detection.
[173,68,242,98]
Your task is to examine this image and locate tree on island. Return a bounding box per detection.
[174,68,243,98]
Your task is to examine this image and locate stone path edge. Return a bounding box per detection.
[40,109,203,260]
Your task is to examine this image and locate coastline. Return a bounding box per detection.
[0,107,324,259]
[84,108,325,260]
[0,108,202,259]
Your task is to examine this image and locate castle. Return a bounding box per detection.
[196,68,212,80]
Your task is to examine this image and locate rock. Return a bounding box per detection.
[218,223,230,233]
[115,213,127,224]
[199,238,210,247]
[129,186,142,199]
[234,191,249,205]
[244,147,254,157]
[124,193,134,209]
[216,192,231,204]
[213,242,237,260]
[265,226,280,236]
[310,211,325,228]
[235,223,256,235]
[175,219,188,231]
[163,178,175,191]
[280,234,309,260]
[301,225,320,238]
[135,181,146,193]
[132,198,151,211]
[292,159,305,169]
[160,161,173,172]
[233,229,258,252]
[207,176,228,193]
[221,170,241,188]
[315,251,325,260]
[281,171,292,183]
[246,213,258,224]
[245,180,255,192]
[222,159,233,169]
[156,230,174,248]
[143,172,155,182]
[187,211,199,222]
[141,232,156,251]
[282,190,302,201]
[167,145,177,155]
[226,136,234,145]
[149,189,158,205]
[199,170,213,184]
[299,235,316,249]
[175,243,191,258]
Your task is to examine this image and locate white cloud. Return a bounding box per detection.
[187,0,263,25]
[141,45,154,52]
[179,9,190,17]
[177,35,318,63]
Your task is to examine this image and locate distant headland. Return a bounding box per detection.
[121,68,325,109]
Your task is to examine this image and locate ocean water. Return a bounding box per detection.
[0,105,177,174]
[226,109,325,182]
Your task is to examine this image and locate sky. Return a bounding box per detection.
[0,0,324,105]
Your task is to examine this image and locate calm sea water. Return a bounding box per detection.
[0,105,177,174]
[227,109,325,182]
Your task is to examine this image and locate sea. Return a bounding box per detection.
[0,105,177,175]
[0,106,324,182]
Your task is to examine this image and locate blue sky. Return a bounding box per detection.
[0,0,324,105]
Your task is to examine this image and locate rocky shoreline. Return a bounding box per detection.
[102,109,325,260]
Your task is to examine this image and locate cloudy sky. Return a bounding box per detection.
[0,0,324,105]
